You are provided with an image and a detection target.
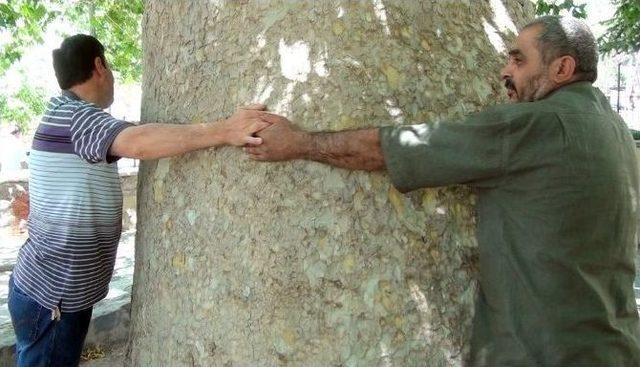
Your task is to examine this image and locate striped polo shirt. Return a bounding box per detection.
[12,90,133,312]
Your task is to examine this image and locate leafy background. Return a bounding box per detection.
[0,0,638,133]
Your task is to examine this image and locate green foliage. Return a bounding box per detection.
[598,0,640,56]
[0,0,143,82]
[61,0,143,83]
[0,0,59,75]
[535,0,587,19]
[0,0,142,132]
[535,0,639,57]
[0,84,47,133]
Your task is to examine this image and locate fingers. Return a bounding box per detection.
[248,153,266,161]
[240,103,266,111]
[242,144,264,154]
[258,112,287,124]
[250,120,271,133]
[246,151,267,161]
[243,145,268,161]
[233,108,288,126]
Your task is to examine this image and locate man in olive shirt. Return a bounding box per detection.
[245,16,640,367]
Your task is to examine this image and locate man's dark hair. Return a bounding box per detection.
[524,15,598,82]
[52,34,106,89]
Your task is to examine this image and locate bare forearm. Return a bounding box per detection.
[111,105,270,160]
[302,128,385,171]
[112,121,226,160]
[247,115,386,170]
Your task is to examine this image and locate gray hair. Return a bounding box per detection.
[524,15,598,82]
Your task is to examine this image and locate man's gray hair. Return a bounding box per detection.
[524,15,598,82]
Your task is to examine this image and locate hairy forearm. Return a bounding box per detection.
[302,128,385,171]
[112,121,226,160]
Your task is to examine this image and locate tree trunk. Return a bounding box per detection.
[128,1,533,366]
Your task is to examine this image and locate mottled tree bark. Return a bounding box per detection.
[128,1,533,366]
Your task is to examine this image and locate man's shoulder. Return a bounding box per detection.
[531,82,607,117]
[469,101,557,126]
[47,94,90,114]
[473,83,603,125]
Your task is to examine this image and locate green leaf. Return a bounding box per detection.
[535,0,587,19]
[598,0,640,56]
[0,0,144,132]
[1,84,48,133]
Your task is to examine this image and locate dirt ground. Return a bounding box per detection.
[80,343,126,367]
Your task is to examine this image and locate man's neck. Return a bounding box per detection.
[539,78,590,101]
[68,82,103,107]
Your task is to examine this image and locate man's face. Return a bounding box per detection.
[500,25,555,103]
[96,56,115,108]
[104,61,115,108]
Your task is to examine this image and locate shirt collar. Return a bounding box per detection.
[61,89,82,101]
[545,80,593,99]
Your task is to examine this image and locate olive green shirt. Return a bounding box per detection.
[380,82,640,367]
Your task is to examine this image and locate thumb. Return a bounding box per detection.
[244,136,263,146]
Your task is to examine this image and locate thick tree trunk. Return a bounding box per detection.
[128,1,533,366]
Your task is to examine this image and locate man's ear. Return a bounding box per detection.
[94,57,107,76]
[551,55,577,83]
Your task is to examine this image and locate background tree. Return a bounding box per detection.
[126,1,533,366]
[62,0,143,83]
[598,0,640,56]
[535,0,587,18]
[2,1,637,134]
[0,0,142,133]
[0,84,47,133]
[535,0,640,55]
[0,0,142,81]
[0,0,57,75]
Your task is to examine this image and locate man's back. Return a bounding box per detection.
[12,90,130,313]
[471,82,640,366]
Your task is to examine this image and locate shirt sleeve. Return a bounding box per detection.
[379,109,510,192]
[70,104,134,164]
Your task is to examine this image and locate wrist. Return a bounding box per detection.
[296,131,313,159]
[208,118,230,146]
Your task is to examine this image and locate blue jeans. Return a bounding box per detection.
[8,275,93,367]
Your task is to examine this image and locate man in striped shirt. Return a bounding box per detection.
[8,34,270,367]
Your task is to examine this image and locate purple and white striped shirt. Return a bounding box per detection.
[12,90,133,312]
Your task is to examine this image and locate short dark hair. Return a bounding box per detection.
[524,16,598,82]
[52,34,106,89]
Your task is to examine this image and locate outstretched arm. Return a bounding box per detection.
[110,105,271,160]
[244,113,385,171]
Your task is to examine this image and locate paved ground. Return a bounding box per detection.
[81,343,126,367]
